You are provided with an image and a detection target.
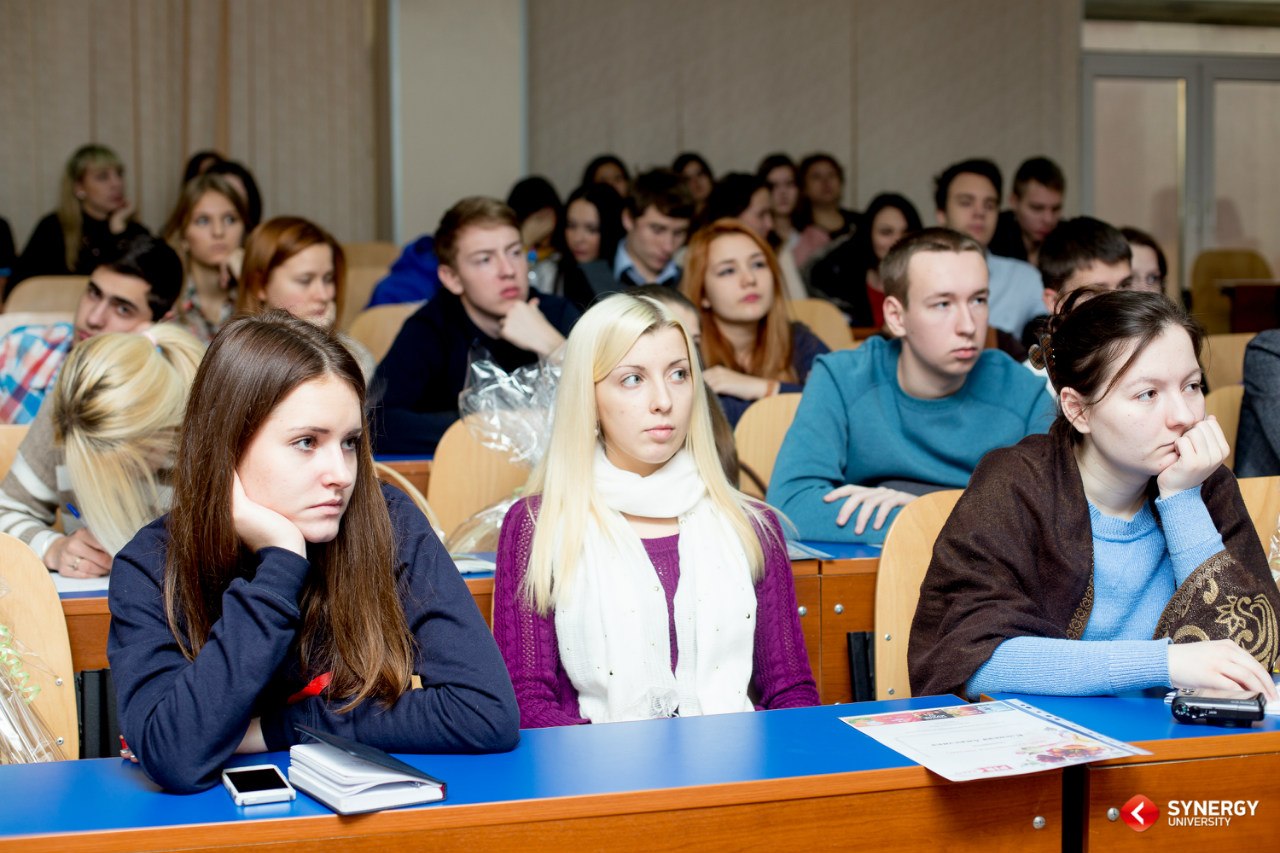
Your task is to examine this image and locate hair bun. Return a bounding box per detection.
[1027,341,1049,371]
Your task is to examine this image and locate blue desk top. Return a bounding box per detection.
[995,692,1280,745]
[0,698,959,837]
[795,541,881,560]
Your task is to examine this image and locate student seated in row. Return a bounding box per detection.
[1235,329,1280,477]
[1022,216,1135,354]
[8,144,150,295]
[0,326,204,577]
[910,290,1280,700]
[373,197,580,455]
[0,234,184,425]
[235,216,377,380]
[934,158,1043,344]
[492,293,818,728]
[988,156,1066,267]
[767,228,1054,544]
[579,170,693,294]
[680,219,828,427]
[109,313,519,793]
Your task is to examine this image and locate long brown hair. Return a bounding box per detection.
[236,217,347,325]
[163,312,412,710]
[680,218,796,382]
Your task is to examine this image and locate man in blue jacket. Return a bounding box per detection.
[767,228,1055,544]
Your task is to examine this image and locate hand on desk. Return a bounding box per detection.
[1168,639,1279,701]
[823,484,916,535]
[45,528,111,578]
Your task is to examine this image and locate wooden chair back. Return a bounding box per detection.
[346,302,422,364]
[375,461,445,539]
[342,241,399,270]
[732,394,802,498]
[1238,475,1280,553]
[426,417,531,541]
[0,533,78,759]
[1205,384,1245,471]
[787,298,855,350]
[339,265,389,333]
[1203,332,1255,392]
[0,424,30,480]
[874,489,964,700]
[4,276,87,313]
[1190,249,1272,334]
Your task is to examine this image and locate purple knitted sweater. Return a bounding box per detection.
[493,496,819,728]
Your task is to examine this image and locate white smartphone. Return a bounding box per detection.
[221,764,297,806]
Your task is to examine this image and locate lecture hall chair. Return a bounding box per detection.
[1190,249,1272,334]
[426,417,531,542]
[1202,332,1255,391]
[346,302,422,364]
[3,276,87,313]
[873,488,963,700]
[339,265,391,333]
[732,393,802,499]
[786,298,856,350]
[0,532,79,760]
[0,424,30,480]
[375,461,444,540]
[1204,384,1244,471]
[1237,475,1280,553]
[341,241,399,270]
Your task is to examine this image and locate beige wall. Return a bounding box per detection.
[392,0,524,243]
[0,0,379,251]
[526,0,1081,220]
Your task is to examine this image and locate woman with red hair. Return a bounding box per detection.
[680,219,828,426]
[236,216,375,379]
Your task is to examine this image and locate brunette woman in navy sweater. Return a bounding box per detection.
[108,312,518,793]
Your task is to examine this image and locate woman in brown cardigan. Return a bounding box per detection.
[910,289,1279,700]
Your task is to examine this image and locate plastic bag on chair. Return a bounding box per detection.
[449,350,560,554]
[457,347,561,470]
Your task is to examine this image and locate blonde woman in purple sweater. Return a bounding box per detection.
[493,292,818,727]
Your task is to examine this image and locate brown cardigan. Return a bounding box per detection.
[908,426,1280,697]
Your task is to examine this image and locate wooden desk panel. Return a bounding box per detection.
[817,556,878,704]
[792,571,822,693]
[23,770,1059,853]
[1085,751,1280,848]
[6,699,1053,850]
[379,458,431,497]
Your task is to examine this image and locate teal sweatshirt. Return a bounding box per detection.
[766,336,1055,543]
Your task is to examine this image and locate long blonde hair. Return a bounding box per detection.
[58,144,127,270]
[51,326,205,554]
[522,293,774,614]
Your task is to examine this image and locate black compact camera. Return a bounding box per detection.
[1170,692,1266,727]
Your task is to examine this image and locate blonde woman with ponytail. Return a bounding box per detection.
[0,325,203,576]
[493,293,818,728]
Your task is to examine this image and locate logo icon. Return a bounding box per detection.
[1122,794,1159,831]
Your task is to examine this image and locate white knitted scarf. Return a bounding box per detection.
[555,447,756,723]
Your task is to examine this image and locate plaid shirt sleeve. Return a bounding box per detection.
[0,323,75,426]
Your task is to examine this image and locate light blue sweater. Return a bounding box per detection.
[766,336,1055,543]
[967,486,1226,697]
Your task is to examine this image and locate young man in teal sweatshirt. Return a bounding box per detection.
[767,227,1055,544]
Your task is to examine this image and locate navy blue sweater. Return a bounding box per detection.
[371,289,580,455]
[108,485,519,793]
